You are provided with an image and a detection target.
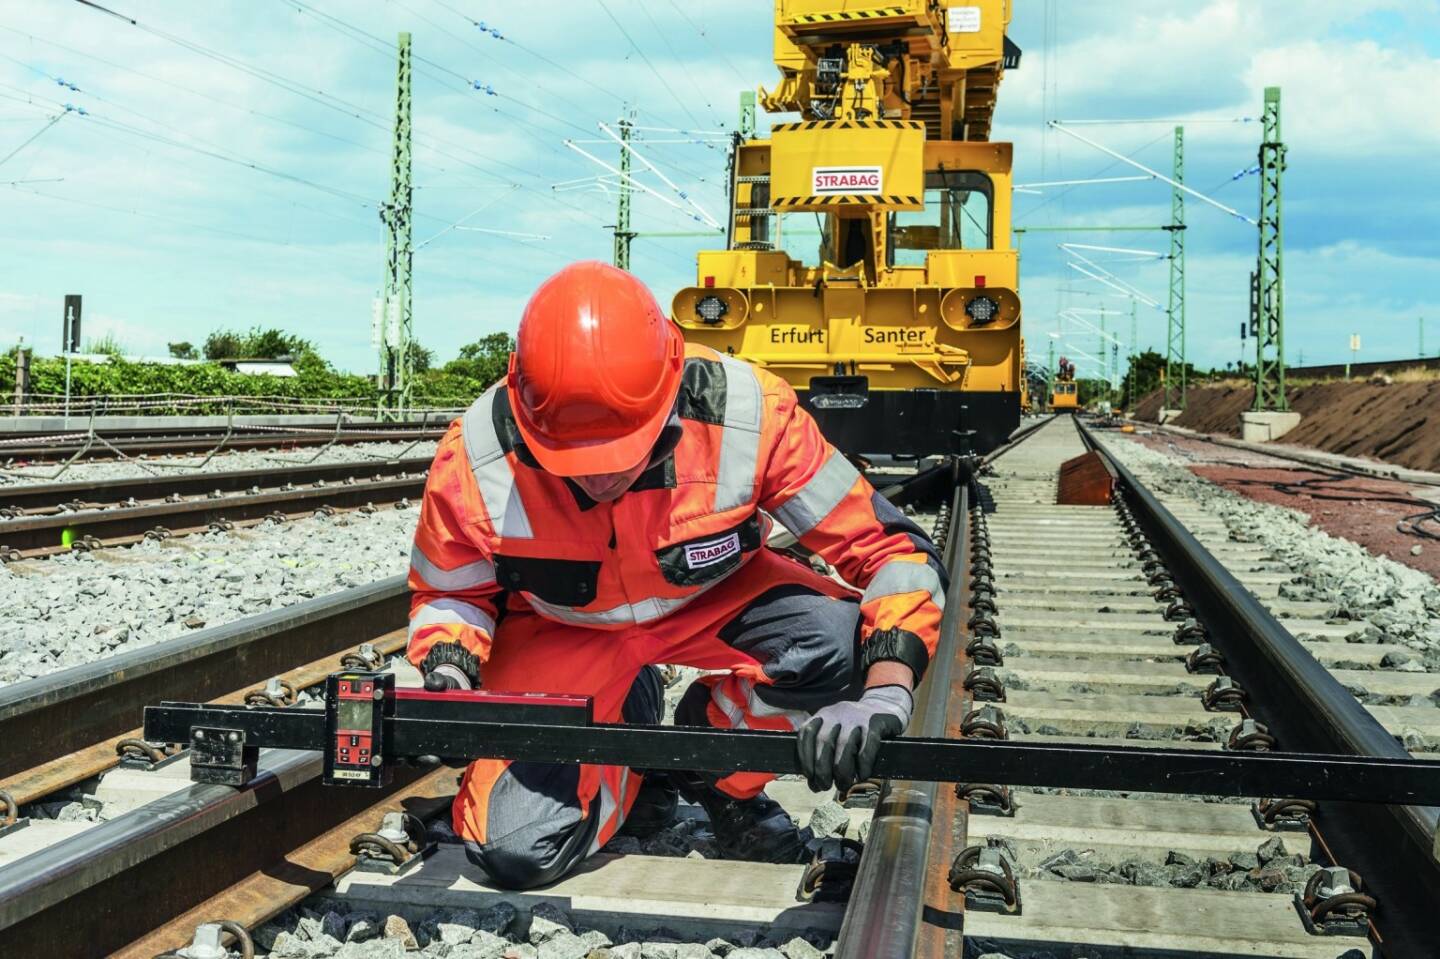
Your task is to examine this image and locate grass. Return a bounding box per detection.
[82,332,126,357]
[1155,369,1440,390]
[1386,366,1440,383]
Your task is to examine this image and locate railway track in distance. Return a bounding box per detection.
[0,458,431,559]
[0,417,1433,958]
[0,419,446,464]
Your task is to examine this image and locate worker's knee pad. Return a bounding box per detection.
[460,762,600,890]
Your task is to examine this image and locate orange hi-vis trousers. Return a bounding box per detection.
[456,548,861,889]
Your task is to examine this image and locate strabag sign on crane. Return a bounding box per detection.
[812,165,883,195]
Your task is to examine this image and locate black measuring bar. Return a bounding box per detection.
[142,671,1440,804]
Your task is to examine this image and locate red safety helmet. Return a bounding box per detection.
[508,261,684,477]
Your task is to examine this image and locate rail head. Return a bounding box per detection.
[834,480,969,959]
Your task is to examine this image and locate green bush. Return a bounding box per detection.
[204,326,318,361]
[0,353,377,414]
[412,333,513,406]
[0,332,516,414]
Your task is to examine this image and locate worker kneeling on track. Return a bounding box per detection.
[406,261,946,890]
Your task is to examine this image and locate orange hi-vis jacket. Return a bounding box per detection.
[407,345,945,682]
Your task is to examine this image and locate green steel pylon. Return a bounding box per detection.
[1047,337,1055,399]
[1252,87,1287,411]
[612,106,635,270]
[377,31,413,417]
[1164,125,1186,411]
[1127,298,1138,411]
[1100,307,1109,388]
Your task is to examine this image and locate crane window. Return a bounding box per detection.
[888,170,993,267]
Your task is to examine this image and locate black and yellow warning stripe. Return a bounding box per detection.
[790,5,909,24]
[771,119,924,132]
[773,194,923,207]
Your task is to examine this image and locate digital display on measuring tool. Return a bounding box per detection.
[337,698,372,731]
[323,672,392,789]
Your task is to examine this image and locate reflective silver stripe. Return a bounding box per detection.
[408,543,496,591]
[587,767,633,855]
[460,388,533,539]
[525,592,695,627]
[408,598,497,639]
[713,356,763,512]
[862,559,946,611]
[770,448,861,537]
[711,679,806,732]
[524,575,727,627]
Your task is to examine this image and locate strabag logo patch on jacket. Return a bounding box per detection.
[684,532,742,569]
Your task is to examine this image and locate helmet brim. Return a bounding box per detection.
[513,379,679,477]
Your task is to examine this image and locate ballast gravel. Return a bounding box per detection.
[251,901,831,959]
[995,833,1322,896]
[0,505,415,687]
[1106,435,1440,667]
[0,439,439,488]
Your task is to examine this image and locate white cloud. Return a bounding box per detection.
[0,0,1434,375]
[1244,39,1440,152]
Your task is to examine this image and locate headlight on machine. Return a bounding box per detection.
[695,294,729,324]
[965,295,999,325]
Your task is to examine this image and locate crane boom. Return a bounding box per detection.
[671,1,1025,455]
[762,1,1018,141]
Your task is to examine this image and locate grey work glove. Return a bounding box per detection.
[796,684,914,793]
[416,655,478,767]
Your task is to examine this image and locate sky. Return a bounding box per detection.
[0,0,1437,378]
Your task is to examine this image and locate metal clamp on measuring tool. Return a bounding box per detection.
[145,670,1440,806]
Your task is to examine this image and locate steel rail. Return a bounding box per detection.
[0,455,433,514]
[1,421,445,463]
[834,462,967,959]
[112,768,456,959]
[0,576,408,782]
[2,631,406,808]
[832,415,1054,958]
[0,746,439,957]
[0,579,412,956]
[1079,418,1440,959]
[0,474,425,553]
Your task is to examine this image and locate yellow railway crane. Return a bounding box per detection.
[671,0,1022,454]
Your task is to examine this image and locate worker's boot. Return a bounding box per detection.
[617,772,679,837]
[671,771,812,864]
[671,681,812,863]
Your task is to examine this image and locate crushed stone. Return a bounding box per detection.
[0,505,414,687]
[1108,436,1440,665]
[253,903,833,959]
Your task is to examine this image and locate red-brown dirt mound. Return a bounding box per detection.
[1134,380,1440,472]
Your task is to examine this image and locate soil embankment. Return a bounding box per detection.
[1134,379,1440,472]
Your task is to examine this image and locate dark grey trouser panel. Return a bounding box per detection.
[462,665,663,889]
[716,583,862,712]
[870,490,949,592]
